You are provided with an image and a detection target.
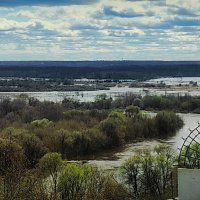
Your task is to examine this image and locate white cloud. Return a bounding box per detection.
[0,0,200,60]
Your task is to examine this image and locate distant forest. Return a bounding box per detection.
[0,61,200,80]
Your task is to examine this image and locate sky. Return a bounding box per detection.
[0,0,200,61]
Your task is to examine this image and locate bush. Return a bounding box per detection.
[155,111,183,137]
[59,163,129,200]
[120,145,176,199]
[31,118,53,128]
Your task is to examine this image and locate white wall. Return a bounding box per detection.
[178,168,200,200]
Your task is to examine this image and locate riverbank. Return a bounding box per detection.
[80,113,200,170]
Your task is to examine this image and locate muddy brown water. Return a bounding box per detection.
[81,113,200,170]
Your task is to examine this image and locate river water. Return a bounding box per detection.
[0,86,200,102]
[86,113,200,170]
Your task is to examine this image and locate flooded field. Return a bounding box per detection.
[144,77,200,86]
[0,85,200,102]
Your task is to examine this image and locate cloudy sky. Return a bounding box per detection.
[0,0,200,61]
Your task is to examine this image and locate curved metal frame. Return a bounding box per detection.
[178,123,200,168]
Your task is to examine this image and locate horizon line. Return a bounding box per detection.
[1,60,200,62]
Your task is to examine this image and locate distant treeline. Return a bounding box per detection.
[0,61,200,79]
[62,93,200,114]
[0,78,109,92]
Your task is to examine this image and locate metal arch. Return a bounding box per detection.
[178,123,200,168]
[183,127,200,167]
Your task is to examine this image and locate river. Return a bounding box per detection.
[0,86,200,102]
[85,113,200,170]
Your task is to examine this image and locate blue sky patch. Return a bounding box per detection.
[0,0,199,61]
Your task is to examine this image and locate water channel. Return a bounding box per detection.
[86,113,200,170]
